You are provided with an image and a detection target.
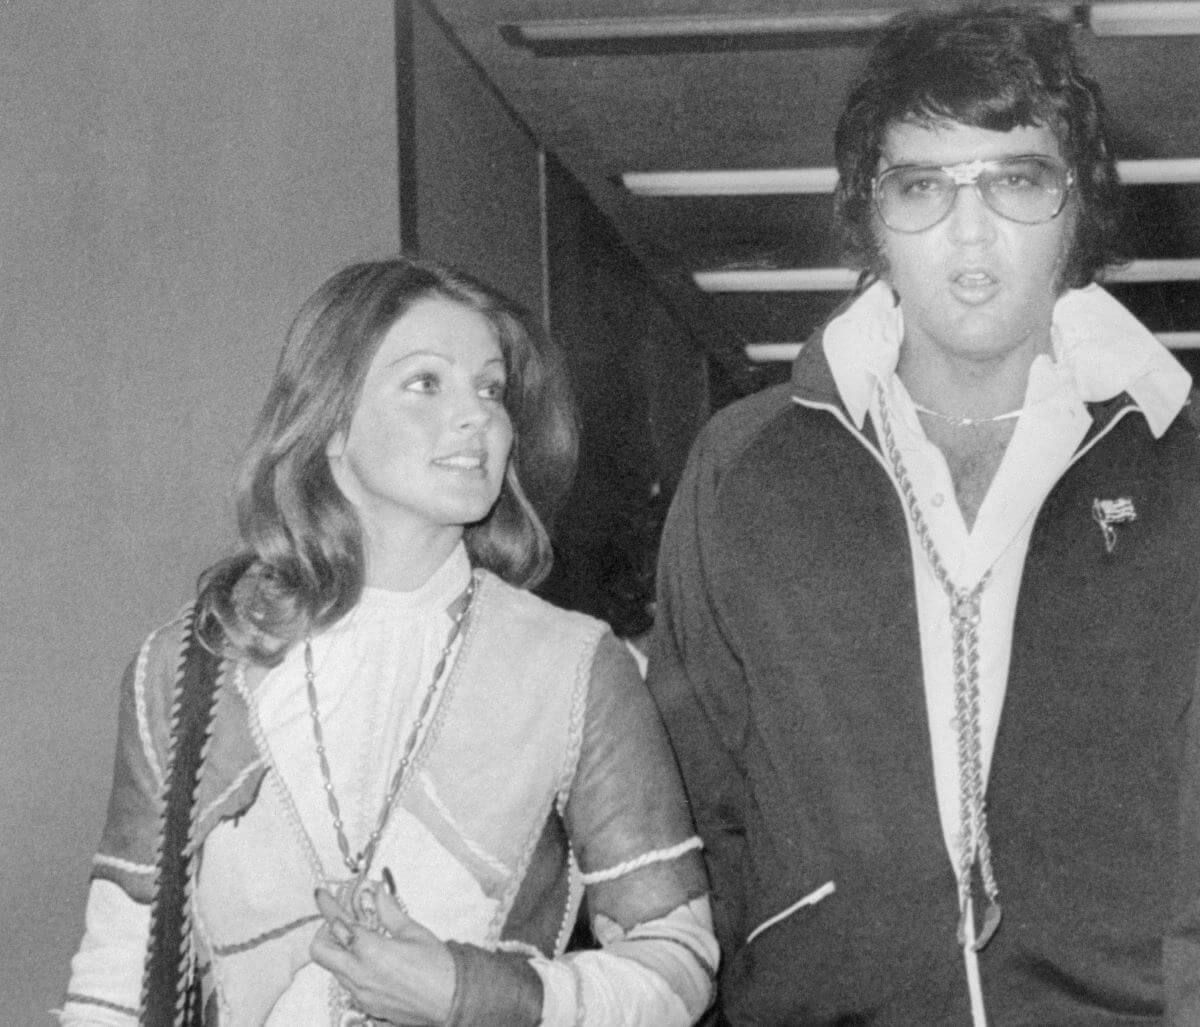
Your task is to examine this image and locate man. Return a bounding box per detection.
[649,6,1200,1024]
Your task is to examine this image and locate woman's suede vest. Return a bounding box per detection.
[94,572,606,1020]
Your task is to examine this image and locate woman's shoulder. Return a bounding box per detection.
[123,602,206,701]
[138,601,200,657]
[475,571,611,648]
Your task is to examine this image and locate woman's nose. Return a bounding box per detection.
[454,392,490,431]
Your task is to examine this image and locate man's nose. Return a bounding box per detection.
[946,182,998,244]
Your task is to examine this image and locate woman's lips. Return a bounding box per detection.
[433,451,487,474]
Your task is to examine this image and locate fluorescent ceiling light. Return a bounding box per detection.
[623,168,838,197]
[697,259,1200,293]
[1089,2,1200,35]
[502,4,1076,48]
[696,268,859,292]
[505,11,940,46]
[745,342,805,362]
[1117,159,1200,185]
[502,3,1199,50]
[1105,259,1200,284]
[1160,332,1200,349]
[623,159,1200,198]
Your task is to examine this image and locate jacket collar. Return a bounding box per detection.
[792,281,1192,439]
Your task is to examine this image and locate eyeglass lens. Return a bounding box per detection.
[875,156,1071,232]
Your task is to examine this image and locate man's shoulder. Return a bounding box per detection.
[691,382,799,474]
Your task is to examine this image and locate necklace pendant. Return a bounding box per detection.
[331,874,363,908]
[973,897,1002,951]
[951,591,980,624]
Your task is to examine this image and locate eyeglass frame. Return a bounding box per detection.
[871,154,1076,233]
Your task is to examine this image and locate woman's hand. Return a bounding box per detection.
[311,884,456,1026]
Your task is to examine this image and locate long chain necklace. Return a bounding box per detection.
[305,574,477,881]
[875,383,1002,951]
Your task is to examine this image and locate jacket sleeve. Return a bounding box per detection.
[61,621,181,1025]
[646,416,753,963]
[1166,644,1200,1023]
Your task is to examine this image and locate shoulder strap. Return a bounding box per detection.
[141,606,222,1026]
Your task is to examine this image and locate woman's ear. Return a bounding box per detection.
[325,430,346,460]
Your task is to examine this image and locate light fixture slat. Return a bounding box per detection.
[746,331,1200,363]
[1090,1,1200,35]
[623,158,1200,197]
[696,268,860,292]
[503,3,1082,47]
[1105,259,1200,283]
[697,259,1200,293]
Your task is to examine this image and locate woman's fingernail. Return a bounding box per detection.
[382,867,396,895]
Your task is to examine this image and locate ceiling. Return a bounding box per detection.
[423,0,1200,393]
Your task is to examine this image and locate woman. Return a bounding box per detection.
[62,257,717,1026]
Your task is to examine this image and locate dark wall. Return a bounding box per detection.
[539,158,709,636]
[411,1,545,318]
[409,9,710,634]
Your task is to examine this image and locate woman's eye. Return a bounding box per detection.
[479,381,507,402]
[404,373,439,394]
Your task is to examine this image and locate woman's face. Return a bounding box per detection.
[326,295,513,553]
[875,119,1076,370]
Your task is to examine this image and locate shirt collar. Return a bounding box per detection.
[818,280,1191,438]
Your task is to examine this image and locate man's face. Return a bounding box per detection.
[875,119,1076,368]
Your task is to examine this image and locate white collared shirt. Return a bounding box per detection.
[814,281,1190,1026]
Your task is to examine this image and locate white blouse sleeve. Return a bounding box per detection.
[58,879,147,1026]
[532,896,716,1026]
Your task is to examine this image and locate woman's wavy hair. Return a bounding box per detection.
[833,5,1124,291]
[197,256,578,663]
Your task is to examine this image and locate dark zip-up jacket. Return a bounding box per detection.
[649,337,1200,1025]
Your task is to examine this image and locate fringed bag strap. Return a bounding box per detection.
[141,606,222,1026]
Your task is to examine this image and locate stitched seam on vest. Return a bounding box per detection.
[554,845,584,957]
[551,624,604,954]
[191,757,267,848]
[414,770,509,876]
[209,914,324,956]
[93,852,156,875]
[192,899,233,1024]
[485,605,602,951]
[184,655,225,878]
[134,630,164,794]
[557,623,602,811]
[391,572,480,811]
[495,939,543,958]
[63,993,139,1016]
[453,575,534,947]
